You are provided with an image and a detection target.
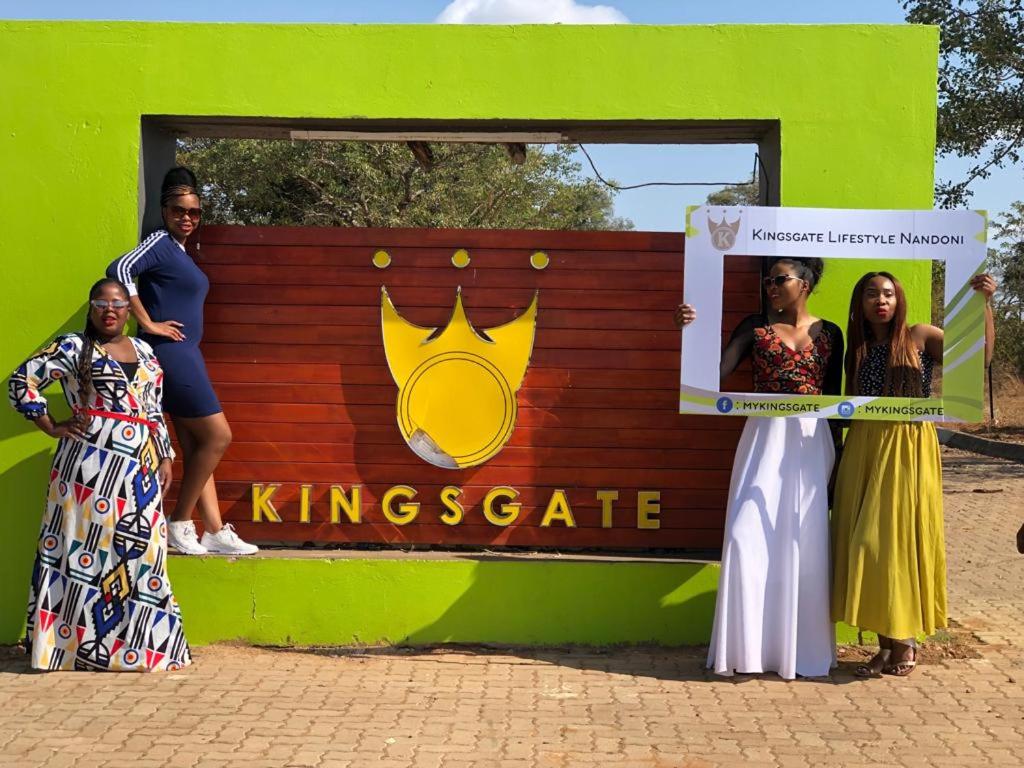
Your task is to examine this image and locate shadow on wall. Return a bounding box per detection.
[400,557,719,649]
[0,302,89,642]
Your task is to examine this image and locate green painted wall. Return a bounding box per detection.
[0,22,938,646]
[170,557,720,646]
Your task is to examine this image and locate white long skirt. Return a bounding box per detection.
[707,417,835,680]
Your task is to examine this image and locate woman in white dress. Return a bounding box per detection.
[677,258,843,679]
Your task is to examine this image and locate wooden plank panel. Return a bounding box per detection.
[215,402,742,430]
[204,305,759,331]
[203,362,752,394]
[202,344,682,369]
[221,442,733,469]
[212,382,689,410]
[206,285,754,309]
[200,244,758,274]
[209,461,731,488]
[199,224,685,251]
[170,481,731,511]
[224,423,743,450]
[187,225,760,551]
[203,324,684,350]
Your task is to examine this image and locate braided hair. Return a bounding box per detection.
[77,278,130,410]
[160,166,202,254]
[768,257,825,293]
[160,165,199,206]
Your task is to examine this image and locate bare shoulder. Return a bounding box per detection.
[909,323,942,344]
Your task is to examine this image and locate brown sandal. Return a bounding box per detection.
[855,648,890,677]
[883,641,917,677]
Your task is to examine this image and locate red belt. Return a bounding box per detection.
[82,408,158,431]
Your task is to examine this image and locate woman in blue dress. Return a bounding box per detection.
[108,167,256,556]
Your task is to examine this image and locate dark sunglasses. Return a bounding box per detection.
[762,274,802,288]
[168,205,202,220]
[90,299,130,310]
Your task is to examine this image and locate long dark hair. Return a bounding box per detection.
[77,278,130,409]
[845,271,922,398]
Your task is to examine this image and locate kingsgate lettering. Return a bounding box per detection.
[751,228,824,243]
[250,484,664,530]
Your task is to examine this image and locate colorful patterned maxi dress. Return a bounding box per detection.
[8,334,191,671]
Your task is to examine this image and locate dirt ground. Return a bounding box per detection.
[957,377,1024,443]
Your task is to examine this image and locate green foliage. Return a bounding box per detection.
[705,180,759,207]
[178,139,632,231]
[903,1,1024,208]
[990,202,1024,377]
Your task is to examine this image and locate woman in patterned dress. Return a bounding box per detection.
[8,278,191,671]
[677,257,844,679]
[832,271,996,677]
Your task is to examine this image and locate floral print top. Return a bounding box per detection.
[725,314,845,396]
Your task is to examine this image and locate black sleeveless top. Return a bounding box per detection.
[858,343,935,397]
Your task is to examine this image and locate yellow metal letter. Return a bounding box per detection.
[299,484,314,523]
[637,491,661,530]
[596,490,619,529]
[382,485,420,526]
[439,486,464,526]
[330,485,362,524]
[483,486,521,527]
[540,489,576,528]
[252,484,282,523]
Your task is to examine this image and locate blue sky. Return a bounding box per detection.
[4,0,1019,233]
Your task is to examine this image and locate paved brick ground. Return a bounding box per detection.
[2,447,1022,768]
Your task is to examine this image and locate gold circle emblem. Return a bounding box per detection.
[398,352,515,468]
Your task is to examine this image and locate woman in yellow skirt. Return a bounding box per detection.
[831,271,996,677]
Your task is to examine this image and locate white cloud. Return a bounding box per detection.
[436,0,629,25]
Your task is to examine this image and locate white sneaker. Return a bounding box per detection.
[167,520,208,555]
[201,523,259,556]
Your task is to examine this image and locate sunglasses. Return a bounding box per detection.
[762,274,802,288]
[90,299,130,310]
[168,205,202,220]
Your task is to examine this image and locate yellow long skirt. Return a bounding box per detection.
[831,421,946,639]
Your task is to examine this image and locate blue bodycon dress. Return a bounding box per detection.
[107,230,222,418]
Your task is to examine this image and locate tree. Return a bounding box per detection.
[179,139,632,230]
[705,180,759,207]
[903,1,1024,208]
[990,202,1024,377]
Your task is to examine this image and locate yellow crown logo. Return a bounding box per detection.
[381,287,538,469]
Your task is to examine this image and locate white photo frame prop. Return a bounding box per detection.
[680,206,988,422]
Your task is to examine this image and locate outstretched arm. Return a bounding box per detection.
[913,274,997,364]
[973,274,997,367]
[719,318,757,382]
[676,305,755,383]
